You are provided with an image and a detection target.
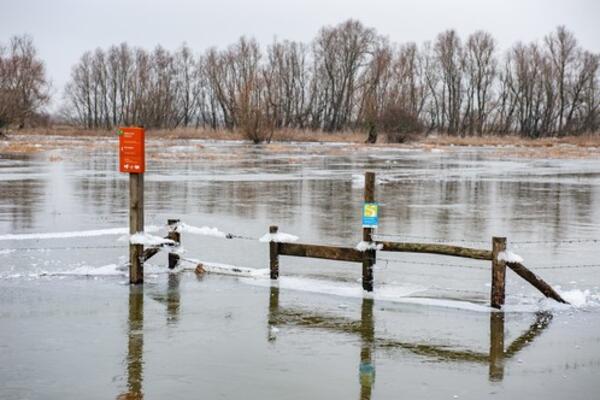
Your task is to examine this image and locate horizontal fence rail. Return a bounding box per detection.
[278,243,364,263]
[379,241,492,260]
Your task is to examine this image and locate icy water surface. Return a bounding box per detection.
[1,138,600,399]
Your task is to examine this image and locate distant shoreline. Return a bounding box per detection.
[2,128,600,159]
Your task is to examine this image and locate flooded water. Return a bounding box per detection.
[1,138,600,399]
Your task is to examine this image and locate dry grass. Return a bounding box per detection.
[8,126,367,142]
[2,127,600,159]
[423,133,600,148]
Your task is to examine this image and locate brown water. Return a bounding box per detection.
[1,138,599,399]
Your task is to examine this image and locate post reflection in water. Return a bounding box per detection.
[118,286,144,400]
[268,285,279,342]
[166,273,181,325]
[267,285,553,393]
[489,313,505,382]
[267,285,376,399]
[359,298,375,400]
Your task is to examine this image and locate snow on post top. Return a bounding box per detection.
[128,232,176,246]
[497,250,524,264]
[259,232,298,243]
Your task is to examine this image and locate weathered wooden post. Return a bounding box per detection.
[489,312,505,381]
[269,225,280,280]
[490,237,507,309]
[119,126,145,284]
[129,173,144,284]
[362,172,376,292]
[167,219,181,269]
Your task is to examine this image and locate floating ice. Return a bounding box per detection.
[356,241,383,252]
[0,226,160,241]
[177,223,228,238]
[352,174,366,188]
[497,250,524,264]
[559,289,592,308]
[351,174,388,188]
[259,232,298,243]
[43,263,126,277]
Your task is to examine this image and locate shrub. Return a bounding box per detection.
[379,104,424,143]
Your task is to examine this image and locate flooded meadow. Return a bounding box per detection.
[1,137,600,399]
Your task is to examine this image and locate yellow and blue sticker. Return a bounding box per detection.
[362,203,379,228]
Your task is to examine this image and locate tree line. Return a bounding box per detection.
[2,21,599,141]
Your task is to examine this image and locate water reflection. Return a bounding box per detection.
[359,298,375,400]
[118,286,144,400]
[267,285,552,388]
[118,275,184,399]
[489,313,505,381]
[166,273,181,325]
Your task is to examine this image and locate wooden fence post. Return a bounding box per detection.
[362,172,376,292]
[269,225,279,280]
[490,237,507,309]
[129,173,144,284]
[167,219,180,269]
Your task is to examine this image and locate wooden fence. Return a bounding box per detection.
[267,171,568,309]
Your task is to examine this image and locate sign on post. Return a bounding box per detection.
[119,127,145,173]
[362,202,379,228]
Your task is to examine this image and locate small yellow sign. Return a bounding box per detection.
[362,203,379,227]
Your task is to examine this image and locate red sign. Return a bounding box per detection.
[119,127,145,173]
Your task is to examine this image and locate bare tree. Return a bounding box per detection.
[0,35,50,130]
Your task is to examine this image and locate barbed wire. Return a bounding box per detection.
[527,263,600,270]
[374,233,600,247]
[374,233,488,244]
[376,257,488,270]
[225,233,261,241]
[510,239,600,245]
[377,256,600,271]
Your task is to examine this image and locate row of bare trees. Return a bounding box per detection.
[0,35,50,131]
[61,20,600,140]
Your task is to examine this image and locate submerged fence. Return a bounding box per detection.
[4,171,593,310]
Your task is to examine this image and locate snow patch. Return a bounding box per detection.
[243,276,496,312]
[355,241,383,251]
[259,232,298,243]
[0,226,160,241]
[0,249,16,255]
[181,258,268,277]
[497,251,524,264]
[177,223,228,238]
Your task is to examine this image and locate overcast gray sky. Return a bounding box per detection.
[2,0,599,108]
